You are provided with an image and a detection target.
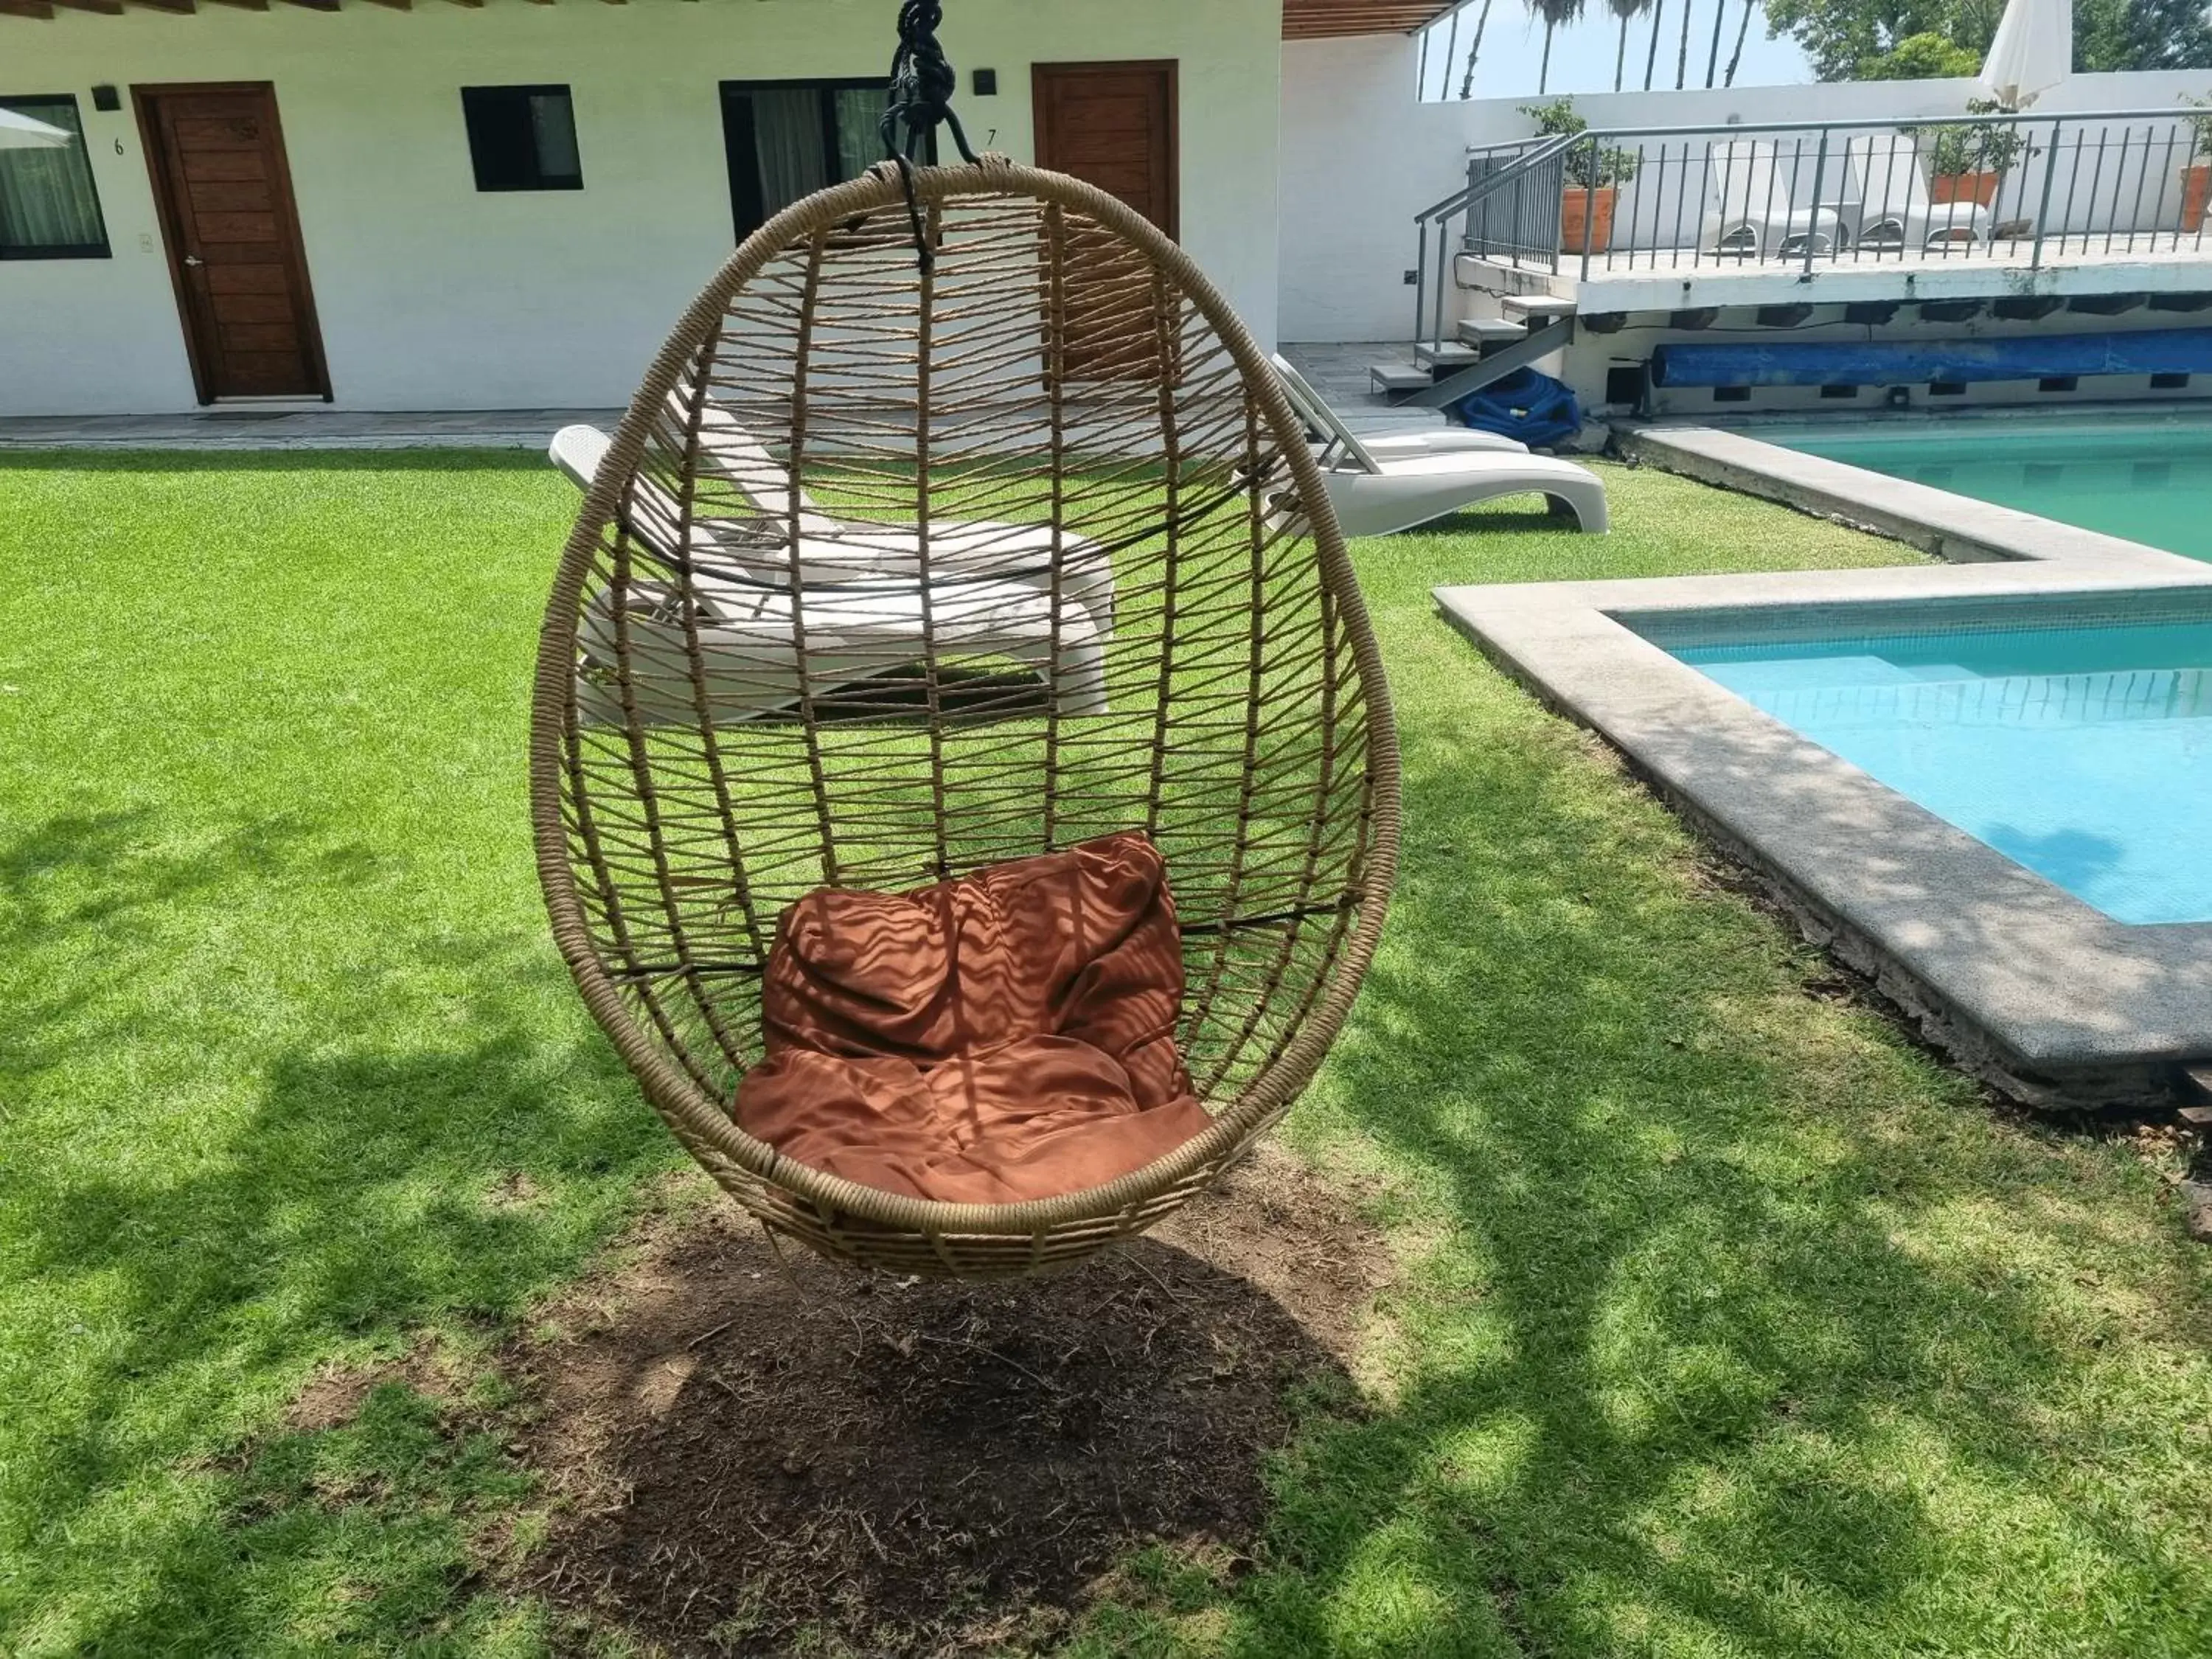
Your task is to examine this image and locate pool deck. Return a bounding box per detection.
[1438,431,2212,1110]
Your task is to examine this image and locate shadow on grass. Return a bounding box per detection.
[1187,683,2212,1656]
[0,804,666,1652]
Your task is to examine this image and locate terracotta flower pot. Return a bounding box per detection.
[2182,163,2212,235]
[1932,170,2001,207]
[1561,186,1618,256]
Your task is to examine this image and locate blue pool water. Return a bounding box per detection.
[1761,412,2212,563]
[1670,616,2212,925]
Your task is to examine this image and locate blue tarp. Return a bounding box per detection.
[1649,328,2212,388]
[1451,366,1583,447]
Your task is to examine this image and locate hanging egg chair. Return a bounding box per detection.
[531,133,1399,1279]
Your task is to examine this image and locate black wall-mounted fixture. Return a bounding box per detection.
[972,68,998,96]
[91,84,121,112]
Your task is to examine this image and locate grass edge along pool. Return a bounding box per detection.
[1754,410,2212,565]
[1630,589,2212,928]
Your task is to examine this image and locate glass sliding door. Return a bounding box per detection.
[720,80,930,241]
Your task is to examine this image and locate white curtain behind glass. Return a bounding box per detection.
[832,88,882,181]
[0,100,105,254]
[751,88,829,218]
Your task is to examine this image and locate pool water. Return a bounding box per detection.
[1671,616,2212,925]
[1766,412,2212,563]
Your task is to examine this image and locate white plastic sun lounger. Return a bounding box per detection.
[551,425,1107,723]
[1270,352,1528,465]
[1265,355,1606,536]
[1320,449,1609,538]
[1703,139,1847,259]
[555,407,1118,638]
[1844,133,1992,251]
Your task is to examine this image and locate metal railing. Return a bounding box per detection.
[1413,107,2212,353]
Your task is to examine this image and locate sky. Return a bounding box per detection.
[1416,0,1817,101]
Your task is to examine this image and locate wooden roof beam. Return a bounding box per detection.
[1283,0,1456,37]
[0,0,57,18]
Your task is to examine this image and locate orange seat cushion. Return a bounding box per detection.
[734,832,1212,1204]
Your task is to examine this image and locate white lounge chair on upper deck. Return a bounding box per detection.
[1843,132,1991,251]
[549,422,1108,723]
[1703,139,1847,259]
[1267,352,1606,536]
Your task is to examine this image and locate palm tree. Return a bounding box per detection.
[1458,0,1497,98]
[1724,0,1759,85]
[1643,0,1667,88]
[1439,4,1463,100]
[1675,0,1695,88]
[1705,0,1729,85]
[1528,0,1587,95]
[1610,0,1654,91]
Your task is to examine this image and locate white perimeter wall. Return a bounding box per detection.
[1279,34,2212,341]
[0,0,1281,414]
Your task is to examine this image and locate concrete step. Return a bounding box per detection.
[1368,362,1433,395]
[1500,295,1578,324]
[1457,317,1529,353]
[1413,341,1482,372]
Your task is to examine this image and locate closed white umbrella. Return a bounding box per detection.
[0,107,73,150]
[1980,0,2073,110]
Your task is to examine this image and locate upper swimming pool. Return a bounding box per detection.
[1759,411,2212,563]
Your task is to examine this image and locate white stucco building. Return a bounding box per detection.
[0,0,1449,416]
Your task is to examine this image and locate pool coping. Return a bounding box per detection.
[1435,549,2212,1112]
[1615,423,2191,570]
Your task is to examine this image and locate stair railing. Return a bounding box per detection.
[1413,133,1580,365]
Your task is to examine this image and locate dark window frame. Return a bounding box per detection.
[0,93,112,261]
[719,77,925,242]
[459,84,583,193]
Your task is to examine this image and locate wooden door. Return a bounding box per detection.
[135,84,330,403]
[1032,62,1178,383]
[1032,61,1178,239]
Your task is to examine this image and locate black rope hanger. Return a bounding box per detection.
[877,0,981,272]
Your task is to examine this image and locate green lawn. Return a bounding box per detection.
[3,453,2208,1657]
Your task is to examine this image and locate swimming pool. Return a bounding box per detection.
[1665,607,2212,925]
[1760,411,2212,563]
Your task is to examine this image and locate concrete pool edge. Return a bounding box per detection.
[1615,424,2208,573]
[1434,563,2212,1112]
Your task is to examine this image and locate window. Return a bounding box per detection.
[720,80,925,240]
[460,86,582,192]
[0,95,110,260]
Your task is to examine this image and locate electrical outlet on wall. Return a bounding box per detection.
[139,233,156,254]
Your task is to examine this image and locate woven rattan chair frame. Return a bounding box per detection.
[531,159,1399,1279]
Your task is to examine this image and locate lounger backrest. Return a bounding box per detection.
[552,423,687,557]
[1269,352,1380,476]
[1844,131,1931,229]
[685,396,826,518]
[1705,139,1788,232]
[550,423,784,609]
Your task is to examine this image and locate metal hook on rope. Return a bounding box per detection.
[877,0,980,274]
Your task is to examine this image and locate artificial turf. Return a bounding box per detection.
[2,451,2207,1656]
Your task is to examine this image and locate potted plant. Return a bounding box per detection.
[2180,94,2212,234]
[1520,98,1641,255]
[1921,99,2026,206]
